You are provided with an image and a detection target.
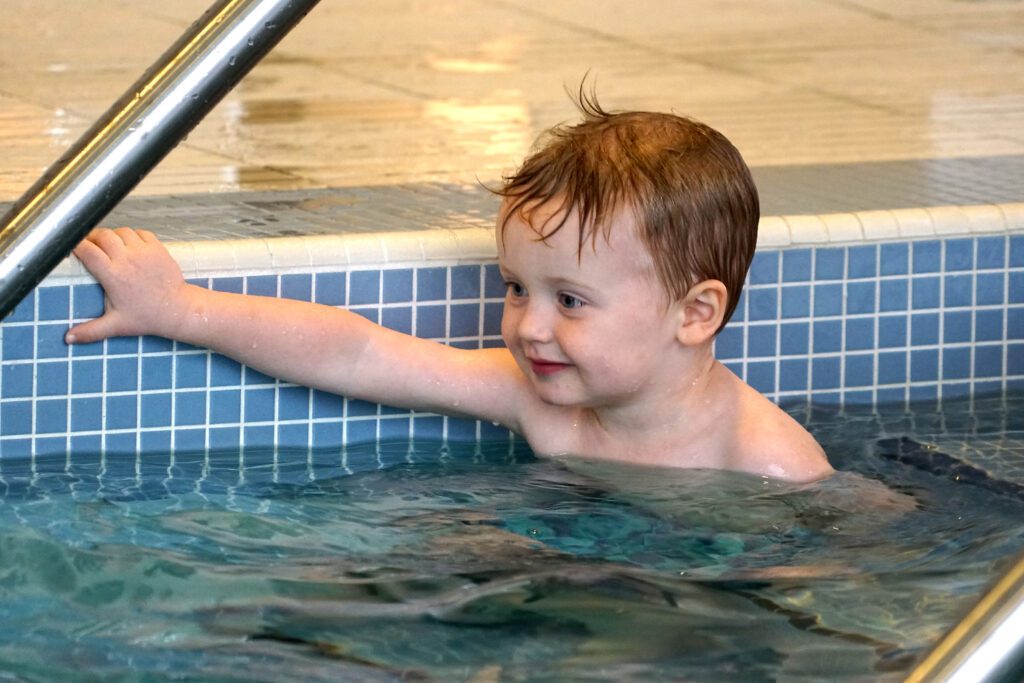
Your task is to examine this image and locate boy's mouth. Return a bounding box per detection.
[529,358,571,376]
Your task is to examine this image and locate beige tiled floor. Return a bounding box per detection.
[1,0,1023,200]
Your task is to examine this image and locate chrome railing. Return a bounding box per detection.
[0,0,320,320]
[906,551,1024,682]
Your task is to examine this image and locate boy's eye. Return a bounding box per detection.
[506,282,526,298]
[558,293,585,309]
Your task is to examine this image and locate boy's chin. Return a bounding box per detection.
[531,383,611,410]
[530,383,581,407]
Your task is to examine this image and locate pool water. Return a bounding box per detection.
[1,394,1022,681]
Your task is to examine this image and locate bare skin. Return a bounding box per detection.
[67,205,832,483]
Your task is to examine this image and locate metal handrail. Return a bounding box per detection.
[0,0,320,320]
[906,551,1024,682]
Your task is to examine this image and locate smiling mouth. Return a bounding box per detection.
[529,359,571,376]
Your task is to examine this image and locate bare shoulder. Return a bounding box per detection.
[729,386,834,483]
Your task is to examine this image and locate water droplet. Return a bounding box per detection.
[247,37,255,47]
[228,55,237,67]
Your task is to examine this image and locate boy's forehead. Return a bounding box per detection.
[497,199,655,273]
[498,196,568,234]
[498,196,641,243]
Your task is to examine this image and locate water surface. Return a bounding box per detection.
[0,394,1022,681]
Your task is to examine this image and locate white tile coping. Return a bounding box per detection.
[45,202,1024,284]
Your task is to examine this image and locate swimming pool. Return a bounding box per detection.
[0,186,1022,679]
[0,392,1021,680]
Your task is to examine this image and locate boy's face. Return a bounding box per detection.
[497,200,684,410]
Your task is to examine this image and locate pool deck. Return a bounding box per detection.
[1,0,1023,246]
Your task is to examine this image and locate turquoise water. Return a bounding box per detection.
[0,394,1022,681]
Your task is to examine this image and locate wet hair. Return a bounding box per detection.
[495,89,759,332]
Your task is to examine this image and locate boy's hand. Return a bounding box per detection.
[66,227,191,344]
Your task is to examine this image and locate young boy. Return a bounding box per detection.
[65,96,833,483]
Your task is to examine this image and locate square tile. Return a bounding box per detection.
[748,251,779,284]
[314,272,346,305]
[383,269,414,304]
[382,306,413,335]
[880,243,909,276]
[780,322,809,355]
[847,245,878,279]
[846,281,876,314]
[877,351,907,385]
[1,364,33,398]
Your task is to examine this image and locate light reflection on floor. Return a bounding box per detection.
[1,0,1023,202]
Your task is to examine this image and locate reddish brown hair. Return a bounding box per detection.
[496,91,758,332]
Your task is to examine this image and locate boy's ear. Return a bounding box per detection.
[675,279,728,346]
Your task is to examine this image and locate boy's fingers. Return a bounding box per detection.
[81,227,106,243]
[114,226,144,245]
[137,229,159,243]
[65,314,118,345]
[90,228,128,256]
[82,226,115,246]
[72,238,113,277]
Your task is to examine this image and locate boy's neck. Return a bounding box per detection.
[583,344,721,443]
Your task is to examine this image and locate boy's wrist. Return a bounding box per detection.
[154,282,209,342]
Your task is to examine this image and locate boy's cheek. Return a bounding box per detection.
[499,311,517,346]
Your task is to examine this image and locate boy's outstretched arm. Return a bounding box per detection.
[66,228,526,428]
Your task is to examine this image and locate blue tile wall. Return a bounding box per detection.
[724,234,1023,406]
[1,262,511,457]
[1,234,1022,457]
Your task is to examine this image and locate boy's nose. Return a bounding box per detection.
[516,302,554,344]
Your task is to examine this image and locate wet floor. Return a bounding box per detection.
[1,0,1023,206]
